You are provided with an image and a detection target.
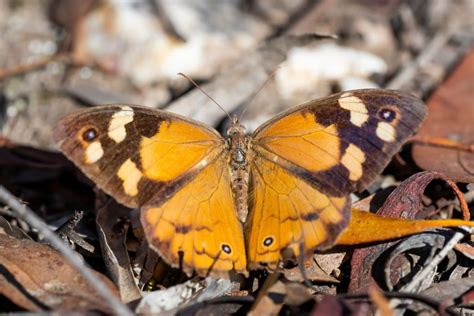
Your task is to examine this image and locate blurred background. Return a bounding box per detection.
[1,0,472,146]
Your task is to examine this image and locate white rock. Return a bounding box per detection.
[275,43,387,102]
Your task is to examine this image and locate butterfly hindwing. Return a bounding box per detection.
[248,89,426,267]
[246,155,349,269]
[142,155,246,276]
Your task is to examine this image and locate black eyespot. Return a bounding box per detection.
[82,128,98,142]
[263,237,274,247]
[221,244,232,254]
[379,108,396,122]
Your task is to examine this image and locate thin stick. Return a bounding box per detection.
[0,186,134,315]
[0,54,69,81]
[409,135,474,153]
[177,72,233,122]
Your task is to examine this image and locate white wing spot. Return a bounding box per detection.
[376,122,396,142]
[117,158,143,196]
[108,106,134,143]
[338,93,369,127]
[341,143,366,181]
[85,141,104,164]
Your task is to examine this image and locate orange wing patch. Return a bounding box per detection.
[140,120,222,182]
[254,111,340,172]
[141,156,247,277]
[246,156,349,269]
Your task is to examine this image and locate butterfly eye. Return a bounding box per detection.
[263,236,274,247]
[379,108,396,122]
[221,244,232,254]
[82,128,98,142]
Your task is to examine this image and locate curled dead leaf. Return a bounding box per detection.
[95,198,141,303]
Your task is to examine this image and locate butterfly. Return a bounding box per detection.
[54,89,426,277]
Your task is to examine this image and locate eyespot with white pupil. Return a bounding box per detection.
[379,109,396,122]
[221,244,232,254]
[82,128,98,142]
[263,237,273,247]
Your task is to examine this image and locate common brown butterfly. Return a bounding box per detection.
[54,89,426,277]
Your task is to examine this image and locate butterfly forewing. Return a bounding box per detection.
[54,105,224,209]
[253,89,427,195]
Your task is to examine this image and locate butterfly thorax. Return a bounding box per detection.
[226,118,252,223]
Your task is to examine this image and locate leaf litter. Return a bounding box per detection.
[1,1,474,315]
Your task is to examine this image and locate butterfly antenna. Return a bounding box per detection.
[238,66,280,122]
[178,72,233,122]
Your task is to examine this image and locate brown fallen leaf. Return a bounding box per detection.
[412,48,474,182]
[0,234,119,312]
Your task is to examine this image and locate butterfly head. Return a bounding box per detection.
[226,114,252,166]
[226,114,246,137]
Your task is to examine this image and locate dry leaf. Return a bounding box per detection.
[250,275,313,316]
[0,234,119,312]
[135,277,233,314]
[412,48,474,182]
[95,199,142,303]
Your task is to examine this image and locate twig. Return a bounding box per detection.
[56,210,95,253]
[0,186,134,316]
[401,227,472,292]
[409,135,474,153]
[0,53,69,81]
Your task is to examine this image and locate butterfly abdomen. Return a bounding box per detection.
[227,122,252,223]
